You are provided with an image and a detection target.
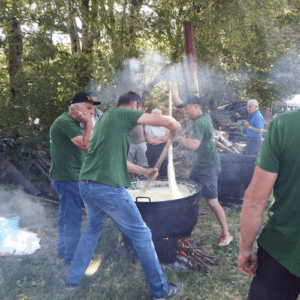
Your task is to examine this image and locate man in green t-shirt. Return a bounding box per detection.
[238,110,300,299]
[66,91,184,299]
[50,92,99,265]
[170,90,233,247]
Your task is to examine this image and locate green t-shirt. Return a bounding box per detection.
[256,109,300,278]
[192,113,219,168]
[49,112,85,181]
[80,107,143,188]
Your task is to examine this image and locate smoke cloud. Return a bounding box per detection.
[86,46,300,109]
[88,51,250,107]
[0,186,49,232]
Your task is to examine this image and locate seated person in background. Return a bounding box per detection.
[145,108,170,177]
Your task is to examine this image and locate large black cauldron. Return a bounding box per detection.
[123,177,201,263]
[218,153,256,205]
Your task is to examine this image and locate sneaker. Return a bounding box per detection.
[218,233,233,247]
[154,282,183,300]
[65,282,78,290]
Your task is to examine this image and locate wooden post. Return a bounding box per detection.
[183,21,199,96]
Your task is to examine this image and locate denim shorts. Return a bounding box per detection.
[189,160,221,199]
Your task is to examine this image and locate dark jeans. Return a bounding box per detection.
[146,143,168,176]
[248,246,300,300]
[242,137,262,158]
[51,180,82,263]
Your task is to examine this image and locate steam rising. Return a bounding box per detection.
[271,46,300,98]
[87,47,299,108]
[87,51,251,107]
[0,187,48,231]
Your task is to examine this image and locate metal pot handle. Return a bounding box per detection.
[136,197,151,202]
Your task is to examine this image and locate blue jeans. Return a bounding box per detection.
[67,181,168,298]
[51,180,82,263]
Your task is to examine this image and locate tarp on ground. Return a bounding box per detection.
[0,216,41,255]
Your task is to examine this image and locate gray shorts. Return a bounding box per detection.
[189,161,221,199]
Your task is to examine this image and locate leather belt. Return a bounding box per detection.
[87,180,100,184]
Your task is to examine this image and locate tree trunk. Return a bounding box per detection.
[126,0,143,58]
[66,0,80,54]
[7,15,23,96]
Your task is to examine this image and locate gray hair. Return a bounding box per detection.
[69,102,85,112]
[248,99,259,107]
[151,108,162,114]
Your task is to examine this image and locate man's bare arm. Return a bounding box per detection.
[127,161,158,181]
[167,86,185,113]
[238,166,278,276]
[137,114,181,137]
[177,136,200,150]
[71,116,93,153]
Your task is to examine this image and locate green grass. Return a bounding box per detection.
[0,188,259,300]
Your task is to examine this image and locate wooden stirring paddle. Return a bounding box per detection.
[142,137,173,194]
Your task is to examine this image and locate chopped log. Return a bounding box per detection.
[214,130,242,154]
[216,141,233,153]
[0,153,43,196]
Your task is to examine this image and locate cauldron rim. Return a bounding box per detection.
[129,177,201,204]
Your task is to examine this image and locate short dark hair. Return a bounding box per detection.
[117,91,143,107]
[177,95,203,108]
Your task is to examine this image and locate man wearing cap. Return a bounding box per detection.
[50,92,100,265]
[80,91,103,135]
[242,99,264,157]
[65,91,184,299]
[87,91,103,126]
[169,89,233,247]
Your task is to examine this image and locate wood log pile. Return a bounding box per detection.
[214,130,244,153]
[0,134,53,197]
[172,116,245,162]
[177,237,222,273]
[173,118,194,169]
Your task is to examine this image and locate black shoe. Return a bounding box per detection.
[65,282,78,290]
[153,282,183,299]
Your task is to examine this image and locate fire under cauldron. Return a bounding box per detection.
[218,153,256,205]
[123,178,201,264]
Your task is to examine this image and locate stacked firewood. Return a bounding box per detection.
[173,118,194,169]
[214,130,243,153]
[177,237,222,273]
[172,116,244,158]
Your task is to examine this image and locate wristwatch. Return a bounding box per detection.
[249,126,252,130]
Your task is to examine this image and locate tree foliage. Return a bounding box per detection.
[0,0,299,131]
